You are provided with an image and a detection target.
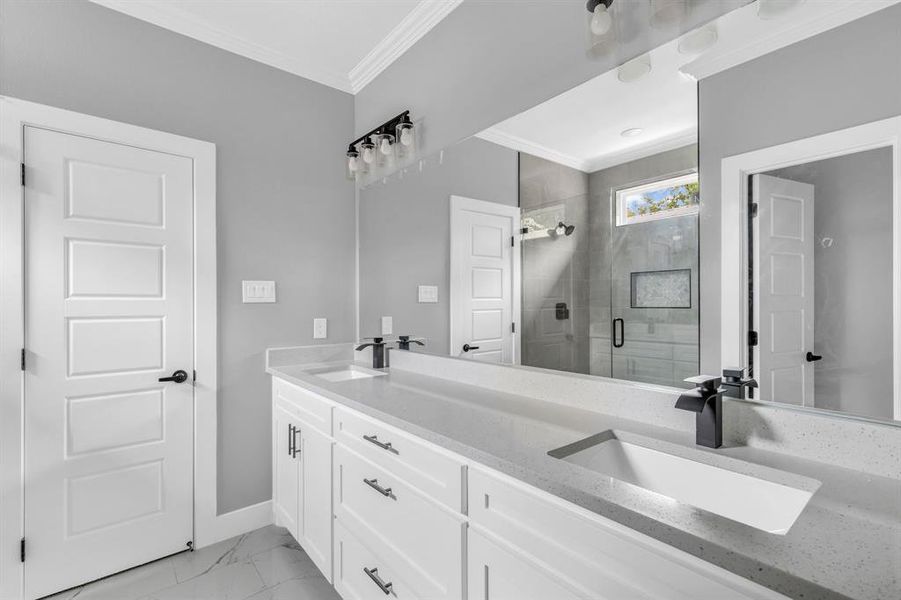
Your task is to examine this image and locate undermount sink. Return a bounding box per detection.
[313,364,386,383]
[549,431,819,534]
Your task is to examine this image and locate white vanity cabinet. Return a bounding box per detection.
[270,375,787,600]
[271,378,335,582]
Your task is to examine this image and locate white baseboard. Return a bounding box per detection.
[195,500,273,548]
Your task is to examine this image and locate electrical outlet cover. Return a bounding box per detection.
[418,285,438,303]
[381,316,393,335]
[313,318,327,339]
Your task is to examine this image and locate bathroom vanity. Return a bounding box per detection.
[266,346,900,600]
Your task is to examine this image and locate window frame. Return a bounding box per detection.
[615,171,699,226]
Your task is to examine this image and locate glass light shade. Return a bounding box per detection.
[345,150,360,181]
[757,0,805,20]
[360,140,376,166]
[586,3,616,59]
[372,133,395,169]
[395,121,416,160]
[649,0,687,29]
[590,4,612,36]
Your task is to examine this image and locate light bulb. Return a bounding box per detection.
[362,146,374,164]
[400,128,413,146]
[347,155,358,172]
[591,4,612,36]
[379,137,393,155]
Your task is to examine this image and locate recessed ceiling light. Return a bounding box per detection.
[678,24,718,55]
[757,0,806,20]
[621,128,644,138]
[617,54,652,83]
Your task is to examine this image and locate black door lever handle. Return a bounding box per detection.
[462,344,480,352]
[159,370,189,383]
[806,352,823,362]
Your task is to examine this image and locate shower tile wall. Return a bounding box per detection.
[588,144,699,387]
[520,154,590,374]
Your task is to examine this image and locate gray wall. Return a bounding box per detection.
[356,1,747,158]
[769,148,894,420]
[358,137,518,353]
[520,154,590,374]
[0,0,356,513]
[588,145,699,386]
[698,4,901,375]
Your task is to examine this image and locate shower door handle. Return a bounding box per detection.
[613,318,624,348]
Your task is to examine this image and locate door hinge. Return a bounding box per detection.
[748,330,759,347]
[510,236,514,247]
[21,348,25,371]
[193,369,197,383]
[20,538,25,563]
[511,322,515,333]
[750,202,759,218]
[20,163,25,187]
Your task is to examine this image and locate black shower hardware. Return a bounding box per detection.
[548,221,576,238]
[555,303,570,320]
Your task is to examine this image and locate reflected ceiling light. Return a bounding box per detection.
[586,0,614,36]
[621,128,644,137]
[757,0,806,20]
[678,24,718,55]
[649,0,687,29]
[617,54,652,83]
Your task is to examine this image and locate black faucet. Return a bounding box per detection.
[396,335,425,351]
[720,367,757,399]
[355,337,389,369]
[675,375,723,448]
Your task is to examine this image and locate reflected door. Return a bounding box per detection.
[610,216,700,388]
[24,126,194,598]
[450,196,519,363]
[752,174,815,406]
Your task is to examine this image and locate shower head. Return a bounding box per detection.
[550,221,575,238]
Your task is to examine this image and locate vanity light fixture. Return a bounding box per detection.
[756,0,806,20]
[346,110,416,183]
[587,0,614,36]
[617,54,652,83]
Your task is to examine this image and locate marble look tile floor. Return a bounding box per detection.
[44,526,341,600]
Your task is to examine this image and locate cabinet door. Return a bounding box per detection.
[273,404,300,539]
[468,530,584,600]
[299,425,333,581]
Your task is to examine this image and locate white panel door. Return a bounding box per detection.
[24,126,194,598]
[450,196,519,363]
[753,174,815,406]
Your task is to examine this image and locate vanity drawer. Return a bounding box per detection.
[333,520,421,600]
[273,377,333,435]
[468,467,786,600]
[334,443,464,600]
[333,406,464,510]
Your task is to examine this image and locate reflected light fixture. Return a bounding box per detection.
[587,0,614,36]
[757,0,806,20]
[345,110,416,183]
[621,127,644,137]
[617,54,652,83]
[649,0,687,29]
[678,24,718,55]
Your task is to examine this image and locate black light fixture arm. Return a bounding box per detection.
[586,0,613,13]
[347,110,411,153]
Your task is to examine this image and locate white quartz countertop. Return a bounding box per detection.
[267,360,900,600]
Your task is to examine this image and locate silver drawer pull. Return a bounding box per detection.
[363,434,399,455]
[364,566,393,595]
[363,478,396,500]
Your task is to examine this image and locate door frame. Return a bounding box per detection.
[720,115,901,419]
[0,96,223,599]
[449,195,522,364]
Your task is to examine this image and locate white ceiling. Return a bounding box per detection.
[91,0,462,93]
[477,0,899,173]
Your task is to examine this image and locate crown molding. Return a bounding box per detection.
[476,128,590,172]
[681,0,900,81]
[582,130,697,173]
[349,0,463,93]
[91,0,355,93]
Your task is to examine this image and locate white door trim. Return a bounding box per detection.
[449,195,522,364]
[720,115,901,420]
[0,97,255,599]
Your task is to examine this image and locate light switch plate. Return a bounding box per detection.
[381,316,393,335]
[313,318,327,339]
[242,280,276,303]
[418,285,438,303]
